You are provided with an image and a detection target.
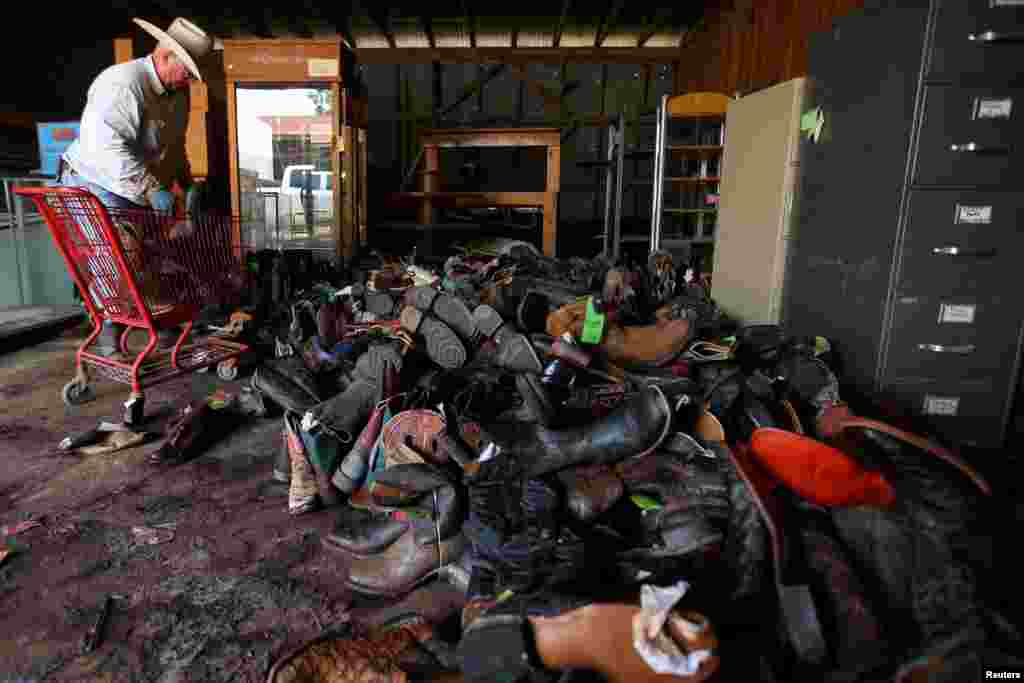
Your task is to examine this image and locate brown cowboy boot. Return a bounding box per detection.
[546,300,692,366]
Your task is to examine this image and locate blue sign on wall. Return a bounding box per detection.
[36,122,80,176]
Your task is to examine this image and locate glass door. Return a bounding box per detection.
[235,86,336,254]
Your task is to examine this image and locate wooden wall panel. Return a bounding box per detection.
[677,0,865,95]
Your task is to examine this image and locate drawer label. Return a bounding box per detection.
[939,303,977,324]
[923,395,960,416]
[955,204,993,224]
[974,97,1013,120]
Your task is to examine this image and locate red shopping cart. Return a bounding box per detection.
[16,186,251,424]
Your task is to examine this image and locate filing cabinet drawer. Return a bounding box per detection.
[930,0,1024,82]
[883,294,1022,380]
[898,190,1024,293]
[879,378,1011,448]
[914,85,1024,186]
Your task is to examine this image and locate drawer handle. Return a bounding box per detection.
[968,30,1024,43]
[932,246,998,258]
[918,343,976,354]
[949,142,1011,154]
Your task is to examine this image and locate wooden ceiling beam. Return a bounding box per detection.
[368,9,397,47]
[421,14,436,48]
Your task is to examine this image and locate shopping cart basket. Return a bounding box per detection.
[15,186,251,424]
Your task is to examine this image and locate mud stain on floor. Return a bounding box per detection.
[0,329,461,683]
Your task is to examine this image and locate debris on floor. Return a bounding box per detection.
[0,519,43,537]
[2,240,1021,682]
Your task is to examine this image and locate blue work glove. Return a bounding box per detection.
[148,189,176,213]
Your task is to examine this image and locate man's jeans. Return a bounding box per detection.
[57,167,143,210]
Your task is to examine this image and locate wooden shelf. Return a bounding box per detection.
[667,145,723,154]
[665,177,721,184]
[385,191,547,208]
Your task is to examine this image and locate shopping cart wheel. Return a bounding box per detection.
[62,380,95,406]
[217,361,239,381]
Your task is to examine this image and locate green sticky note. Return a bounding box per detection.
[800,107,820,133]
[581,297,606,345]
[630,495,663,511]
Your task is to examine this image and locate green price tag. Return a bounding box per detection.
[581,297,606,345]
[800,107,820,133]
[814,336,832,356]
[630,495,663,511]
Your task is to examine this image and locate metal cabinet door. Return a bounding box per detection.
[914,85,1024,186]
[883,293,1023,381]
[897,189,1024,294]
[929,0,1024,84]
[879,377,1013,448]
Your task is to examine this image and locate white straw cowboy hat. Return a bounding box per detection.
[133,17,216,81]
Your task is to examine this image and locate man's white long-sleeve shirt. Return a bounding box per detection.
[63,57,189,205]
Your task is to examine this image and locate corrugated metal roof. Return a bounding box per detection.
[517,30,555,48]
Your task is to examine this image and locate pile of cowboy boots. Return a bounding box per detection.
[254,344,404,514]
[398,286,544,375]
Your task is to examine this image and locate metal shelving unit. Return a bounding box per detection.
[649,93,730,256]
[577,113,626,260]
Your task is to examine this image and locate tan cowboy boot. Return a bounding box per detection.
[546,300,692,366]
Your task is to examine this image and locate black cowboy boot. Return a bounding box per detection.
[467,385,673,482]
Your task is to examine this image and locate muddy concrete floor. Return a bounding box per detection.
[0,326,464,683]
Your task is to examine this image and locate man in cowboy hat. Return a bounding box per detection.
[59,17,216,354]
[60,17,215,211]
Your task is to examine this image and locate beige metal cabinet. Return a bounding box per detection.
[712,77,806,325]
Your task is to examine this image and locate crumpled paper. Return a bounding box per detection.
[632,581,713,676]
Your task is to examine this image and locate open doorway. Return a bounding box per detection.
[235,86,335,254]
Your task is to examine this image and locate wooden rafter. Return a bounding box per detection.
[368,9,396,48]
[636,10,671,47]
[421,14,436,48]
[595,0,625,48]
[553,0,571,48]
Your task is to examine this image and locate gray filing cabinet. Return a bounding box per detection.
[783,0,1024,449]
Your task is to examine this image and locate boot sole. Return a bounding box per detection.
[431,293,476,341]
[473,305,505,339]
[401,307,467,370]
